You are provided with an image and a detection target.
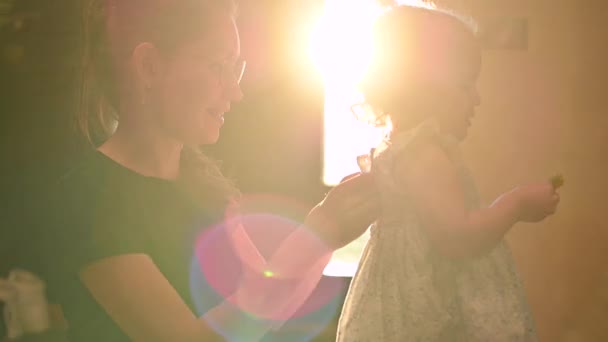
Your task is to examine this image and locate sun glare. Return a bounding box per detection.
[310,0,386,187]
[309,0,384,277]
[312,0,437,187]
[312,0,436,276]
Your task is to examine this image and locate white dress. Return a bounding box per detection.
[336,120,537,341]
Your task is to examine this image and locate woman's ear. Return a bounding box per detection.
[131,42,162,91]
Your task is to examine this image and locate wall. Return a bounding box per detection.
[461,1,608,340]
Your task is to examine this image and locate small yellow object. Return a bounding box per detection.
[550,174,564,189]
[263,270,274,278]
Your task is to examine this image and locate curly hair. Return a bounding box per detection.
[357,1,477,130]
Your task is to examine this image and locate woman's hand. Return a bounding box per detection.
[306,172,381,249]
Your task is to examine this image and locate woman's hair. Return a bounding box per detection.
[77,0,241,212]
[356,2,478,129]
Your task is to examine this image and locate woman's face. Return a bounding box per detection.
[150,12,244,146]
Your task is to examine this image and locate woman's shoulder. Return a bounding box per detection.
[57,150,111,188]
[38,150,126,238]
[53,149,138,204]
[39,151,153,271]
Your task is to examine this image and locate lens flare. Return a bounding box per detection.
[190,194,347,341]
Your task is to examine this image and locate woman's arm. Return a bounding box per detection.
[226,172,379,279]
[80,254,223,342]
[310,173,381,250]
[260,172,379,277]
[82,252,304,342]
[206,174,379,334]
[218,176,377,325]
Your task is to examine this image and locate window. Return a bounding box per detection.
[310,0,385,277]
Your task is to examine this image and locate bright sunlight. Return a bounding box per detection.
[310,0,384,277]
[312,0,436,277]
[313,1,436,186]
[311,0,386,187]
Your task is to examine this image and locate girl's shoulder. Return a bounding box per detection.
[374,119,460,165]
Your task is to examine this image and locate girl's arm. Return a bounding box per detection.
[393,143,554,258]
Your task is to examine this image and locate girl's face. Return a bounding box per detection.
[149,12,244,146]
[428,23,482,141]
[376,14,482,140]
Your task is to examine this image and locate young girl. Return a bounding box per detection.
[337,4,560,341]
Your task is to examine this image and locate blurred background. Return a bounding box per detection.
[1,0,607,340]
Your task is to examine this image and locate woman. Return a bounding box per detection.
[29,0,379,341]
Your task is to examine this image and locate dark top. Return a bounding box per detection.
[11,150,343,342]
[24,151,241,341]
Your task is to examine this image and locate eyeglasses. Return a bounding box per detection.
[218,59,246,86]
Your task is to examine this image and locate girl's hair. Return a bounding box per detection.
[77,0,241,212]
[356,2,478,129]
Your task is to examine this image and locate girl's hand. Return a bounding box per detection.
[510,181,561,223]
